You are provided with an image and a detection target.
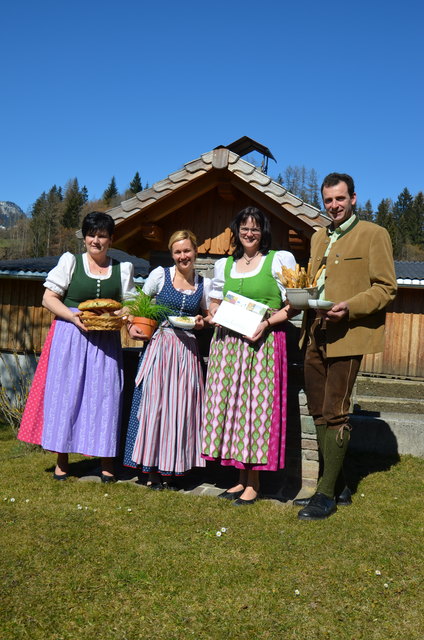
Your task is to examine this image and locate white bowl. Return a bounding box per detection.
[308,299,334,310]
[285,287,318,310]
[168,316,196,330]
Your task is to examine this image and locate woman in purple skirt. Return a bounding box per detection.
[18,212,136,482]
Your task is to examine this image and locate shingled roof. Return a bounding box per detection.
[394,261,424,287]
[106,148,330,232]
[0,249,149,282]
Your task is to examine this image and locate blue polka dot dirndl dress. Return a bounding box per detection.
[123,268,206,476]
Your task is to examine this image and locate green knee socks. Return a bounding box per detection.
[317,426,350,499]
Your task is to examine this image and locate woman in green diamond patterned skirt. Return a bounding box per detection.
[201,207,296,505]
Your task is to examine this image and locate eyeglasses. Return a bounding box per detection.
[239,227,262,236]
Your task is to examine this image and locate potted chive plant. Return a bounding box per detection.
[125,287,172,340]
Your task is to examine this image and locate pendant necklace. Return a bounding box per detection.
[89,258,109,275]
[243,251,259,265]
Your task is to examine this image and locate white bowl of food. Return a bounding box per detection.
[168,316,196,330]
[285,287,318,310]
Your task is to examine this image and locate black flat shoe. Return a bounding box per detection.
[162,481,179,491]
[101,473,117,484]
[233,495,260,506]
[298,492,336,520]
[53,472,69,481]
[293,486,352,508]
[292,496,311,507]
[218,489,244,500]
[147,482,164,491]
[337,486,352,506]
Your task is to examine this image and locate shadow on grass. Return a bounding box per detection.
[344,450,401,495]
[44,456,102,478]
[346,412,401,494]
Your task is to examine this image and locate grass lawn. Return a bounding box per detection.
[1,423,423,640]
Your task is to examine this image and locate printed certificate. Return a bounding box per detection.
[212,291,268,338]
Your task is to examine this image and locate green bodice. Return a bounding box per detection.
[62,254,122,308]
[223,251,282,308]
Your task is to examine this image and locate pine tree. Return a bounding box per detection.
[393,187,414,245]
[129,171,143,194]
[62,178,87,229]
[103,177,119,205]
[409,191,424,247]
[284,166,298,194]
[307,169,320,208]
[282,166,321,207]
[30,192,47,256]
[299,166,308,200]
[30,186,62,256]
[375,198,402,258]
[364,199,373,221]
[358,199,373,221]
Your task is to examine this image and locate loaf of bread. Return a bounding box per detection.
[78,298,122,312]
[78,299,124,330]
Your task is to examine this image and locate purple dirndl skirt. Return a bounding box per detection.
[25,314,123,457]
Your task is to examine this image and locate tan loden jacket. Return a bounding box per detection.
[300,217,397,357]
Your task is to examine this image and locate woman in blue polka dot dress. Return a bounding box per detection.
[123,230,210,488]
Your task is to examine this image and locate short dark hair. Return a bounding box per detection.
[230,206,272,260]
[321,173,355,197]
[81,211,115,238]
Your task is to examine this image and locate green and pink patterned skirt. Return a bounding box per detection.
[201,326,287,471]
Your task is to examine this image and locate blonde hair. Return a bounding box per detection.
[168,229,198,252]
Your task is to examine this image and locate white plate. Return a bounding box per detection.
[168,316,196,330]
[308,299,334,310]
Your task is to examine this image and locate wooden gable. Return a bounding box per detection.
[107,148,330,264]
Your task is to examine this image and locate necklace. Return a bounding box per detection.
[242,251,259,265]
[174,268,195,290]
[89,258,110,274]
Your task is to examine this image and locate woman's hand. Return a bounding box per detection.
[43,289,89,331]
[127,318,149,340]
[285,304,301,319]
[71,311,88,332]
[246,305,292,343]
[128,324,149,340]
[193,315,204,330]
[245,320,269,343]
[116,305,129,318]
[202,313,214,326]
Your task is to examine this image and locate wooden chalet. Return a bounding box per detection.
[106,138,329,265]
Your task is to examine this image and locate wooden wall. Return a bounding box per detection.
[2,277,423,379]
[0,278,141,352]
[360,288,424,379]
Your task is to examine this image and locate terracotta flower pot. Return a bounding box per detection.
[132,317,158,340]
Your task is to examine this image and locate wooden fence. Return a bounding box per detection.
[0,278,140,352]
[360,288,424,379]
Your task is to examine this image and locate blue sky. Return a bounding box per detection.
[2,0,423,214]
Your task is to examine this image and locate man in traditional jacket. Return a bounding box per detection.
[295,172,397,520]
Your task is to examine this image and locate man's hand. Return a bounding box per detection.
[324,302,349,322]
